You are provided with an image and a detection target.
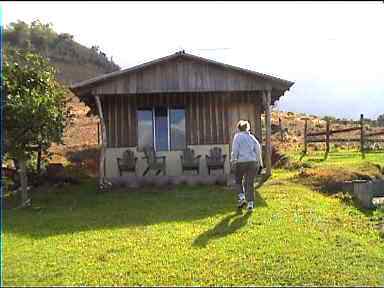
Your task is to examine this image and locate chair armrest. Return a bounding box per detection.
[134,157,138,163]
[159,156,166,164]
[195,155,202,160]
[206,155,210,160]
[222,155,227,160]
[156,156,166,160]
[117,158,122,165]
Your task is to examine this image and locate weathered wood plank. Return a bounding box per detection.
[89,57,276,94]
[131,94,137,146]
[263,90,272,177]
[109,95,115,147]
[190,93,196,145]
[217,93,224,144]
[205,93,211,144]
[127,96,132,147]
[223,92,230,144]
[210,92,214,144]
[114,95,119,147]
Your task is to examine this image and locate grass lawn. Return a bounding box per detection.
[3,150,384,286]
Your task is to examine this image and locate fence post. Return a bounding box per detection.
[325,119,330,159]
[360,114,365,159]
[301,119,308,159]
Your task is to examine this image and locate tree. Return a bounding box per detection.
[30,19,55,56]
[377,114,384,127]
[322,115,337,123]
[4,20,31,49]
[3,49,72,207]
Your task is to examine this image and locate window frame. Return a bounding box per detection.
[169,107,186,151]
[137,105,186,152]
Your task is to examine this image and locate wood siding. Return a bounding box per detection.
[101,91,262,148]
[91,58,280,95]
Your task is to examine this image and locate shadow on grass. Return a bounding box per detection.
[192,189,267,248]
[4,180,268,240]
[192,210,252,248]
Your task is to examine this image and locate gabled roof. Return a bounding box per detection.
[70,50,294,93]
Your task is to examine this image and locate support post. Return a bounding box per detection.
[360,114,365,159]
[325,119,330,159]
[95,95,107,188]
[263,90,272,178]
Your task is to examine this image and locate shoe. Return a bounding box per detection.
[237,193,246,209]
[247,201,254,212]
[238,198,246,209]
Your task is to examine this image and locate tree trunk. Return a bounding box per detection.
[37,145,42,174]
[18,158,29,207]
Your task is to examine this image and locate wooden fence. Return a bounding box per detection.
[302,114,384,159]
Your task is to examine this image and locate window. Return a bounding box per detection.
[137,106,186,151]
[169,109,186,150]
[154,107,169,151]
[137,109,153,151]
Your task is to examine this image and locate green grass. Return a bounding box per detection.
[3,150,384,286]
[290,149,384,169]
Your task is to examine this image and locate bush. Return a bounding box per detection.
[66,146,100,165]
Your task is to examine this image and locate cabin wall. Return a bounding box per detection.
[101,91,262,148]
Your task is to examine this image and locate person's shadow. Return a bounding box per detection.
[192,210,252,248]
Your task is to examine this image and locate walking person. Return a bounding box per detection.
[230,120,263,212]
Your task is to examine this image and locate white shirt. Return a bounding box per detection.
[230,131,263,167]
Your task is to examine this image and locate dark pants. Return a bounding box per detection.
[235,161,258,202]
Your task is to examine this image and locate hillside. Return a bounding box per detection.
[4,20,120,162]
[4,20,120,85]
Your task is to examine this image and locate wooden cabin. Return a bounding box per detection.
[70,51,294,185]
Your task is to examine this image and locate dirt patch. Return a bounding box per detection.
[294,163,383,194]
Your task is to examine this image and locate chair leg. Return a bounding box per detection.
[119,169,122,177]
[143,167,150,176]
[156,169,161,176]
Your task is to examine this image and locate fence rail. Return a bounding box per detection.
[307,126,361,137]
[302,114,384,159]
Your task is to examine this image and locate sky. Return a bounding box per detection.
[2,1,384,120]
